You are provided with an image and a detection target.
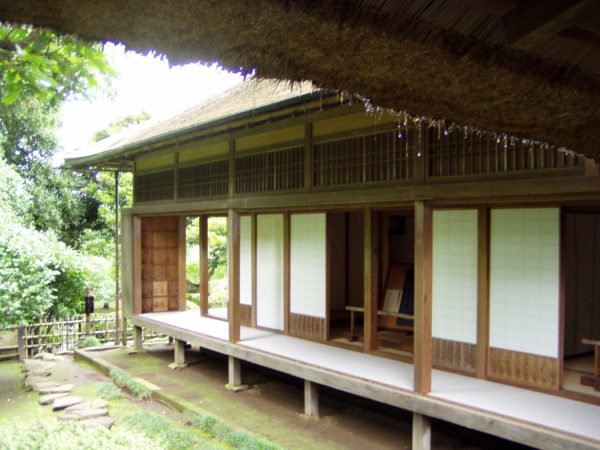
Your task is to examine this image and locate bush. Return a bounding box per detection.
[0,419,164,449]
[80,336,101,348]
[109,368,152,400]
[123,411,204,450]
[95,382,124,400]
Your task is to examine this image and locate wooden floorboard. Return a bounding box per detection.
[132,311,600,450]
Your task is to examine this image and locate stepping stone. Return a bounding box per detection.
[25,377,55,392]
[38,383,74,395]
[65,401,90,412]
[31,381,61,392]
[31,368,52,377]
[39,393,69,405]
[91,399,108,409]
[23,359,54,373]
[82,417,115,429]
[57,413,80,421]
[72,408,109,420]
[34,352,52,360]
[52,396,85,411]
[42,354,64,361]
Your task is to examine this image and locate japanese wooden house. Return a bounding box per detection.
[65,79,600,449]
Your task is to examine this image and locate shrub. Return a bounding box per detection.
[123,411,204,449]
[80,336,101,348]
[109,368,152,400]
[95,382,124,400]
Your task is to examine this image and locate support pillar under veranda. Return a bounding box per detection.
[133,325,143,352]
[304,380,319,416]
[412,412,431,450]
[168,338,188,370]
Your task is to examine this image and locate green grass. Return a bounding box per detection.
[80,336,101,348]
[186,413,281,450]
[109,368,152,400]
[96,381,125,400]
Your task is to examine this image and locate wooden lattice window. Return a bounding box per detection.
[235,147,304,194]
[427,129,585,177]
[313,128,414,187]
[178,160,228,199]
[134,170,174,202]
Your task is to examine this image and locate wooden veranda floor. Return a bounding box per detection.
[131,310,600,450]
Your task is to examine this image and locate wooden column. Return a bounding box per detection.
[177,216,187,311]
[200,215,209,315]
[476,206,490,378]
[304,123,313,191]
[133,325,143,352]
[251,213,257,327]
[228,209,241,343]
[414,201,433,394]
[133,216,142,315]
[364,208,379,352]
[228,355,241,386]
[304,380,319,416]
[283,212,291,335]
[412,412,431,450]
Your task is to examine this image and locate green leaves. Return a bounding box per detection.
[0,23,113,106]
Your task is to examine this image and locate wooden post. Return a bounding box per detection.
[364,208,379,352]
[85,286,92,336]
[228,355,241,386]
[133,325,143,352]
[476,206,489,378]
[17,326,26,361]
[200,215,209,315]
[304,380,319,416]
[251,213,257,327]
[414,201,433,395]
[304,123,313,191]
[121,317,127,347]
[114,170,120,344]
[177,216,187,311]
[283,212,291,335]
[412,412,432,450]
[228,209,241,343]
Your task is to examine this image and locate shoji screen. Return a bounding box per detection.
[432,209,478,344]
[239,216,252,306]
[489,208,560,357]
[290,213,326,318]
[256,214,284,330]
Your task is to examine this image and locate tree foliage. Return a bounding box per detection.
[92,111,151,142]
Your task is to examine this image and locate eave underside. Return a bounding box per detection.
[1,0,599,160]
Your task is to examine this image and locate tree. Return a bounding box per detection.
[92,111,151,142]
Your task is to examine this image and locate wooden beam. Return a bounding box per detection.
[177,216,187,311]
[412,413,432,450]
[503,0,596,51]
[476,206,490,378]
[228,209,241,343]
[414,201,433,395]
[283,212,291,335]
[200,216,209,315]
[363,208,379,352]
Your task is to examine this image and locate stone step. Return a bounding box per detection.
[39,393,69,405]
[82,417,115,429]
[29,380,61,392]
[64,398,108,412]
[72,408,109,420]
[52,396,85,411]
[38,384,74,395]
[23,359,55,373]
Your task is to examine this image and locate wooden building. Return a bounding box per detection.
[66,79,600,449]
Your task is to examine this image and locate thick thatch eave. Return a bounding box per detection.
[1,0,599,159]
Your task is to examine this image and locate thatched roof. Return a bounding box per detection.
[2,1,599,159]
[65,79,317,169]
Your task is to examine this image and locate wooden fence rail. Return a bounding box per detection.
[0,313,166,358]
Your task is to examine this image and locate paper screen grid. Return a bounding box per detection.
[432,209,478,344]
[489,208,559,358]
[290,214,327,318]
[256,214,284,330]
[239,216,252,305]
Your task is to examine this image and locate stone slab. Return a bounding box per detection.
[31,368,52,377]
[73,408,108,419]
[65,401,90,411]
[91,399,108,409]
[82,417,115,429]
[23,359,54,372]
[52,396,85,411]
[38,384,74,395]
[57,413,80,421]
[39,393,69,405]
[27,379,59,392]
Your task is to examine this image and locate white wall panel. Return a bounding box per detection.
[432,209,478,344]
[489,208,559,358]
[290,214,327,318]
[240,216,252,306]
[256,214,284,330]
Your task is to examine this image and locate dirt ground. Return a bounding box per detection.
[90,344,531,450]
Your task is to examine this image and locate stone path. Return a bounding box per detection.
[23,352,115,429]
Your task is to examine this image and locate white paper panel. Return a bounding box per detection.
[290,214,326,318]
[432,209,478,344]
[489,208,559,358]
[240,216,252,306]
[256,214,284,330]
